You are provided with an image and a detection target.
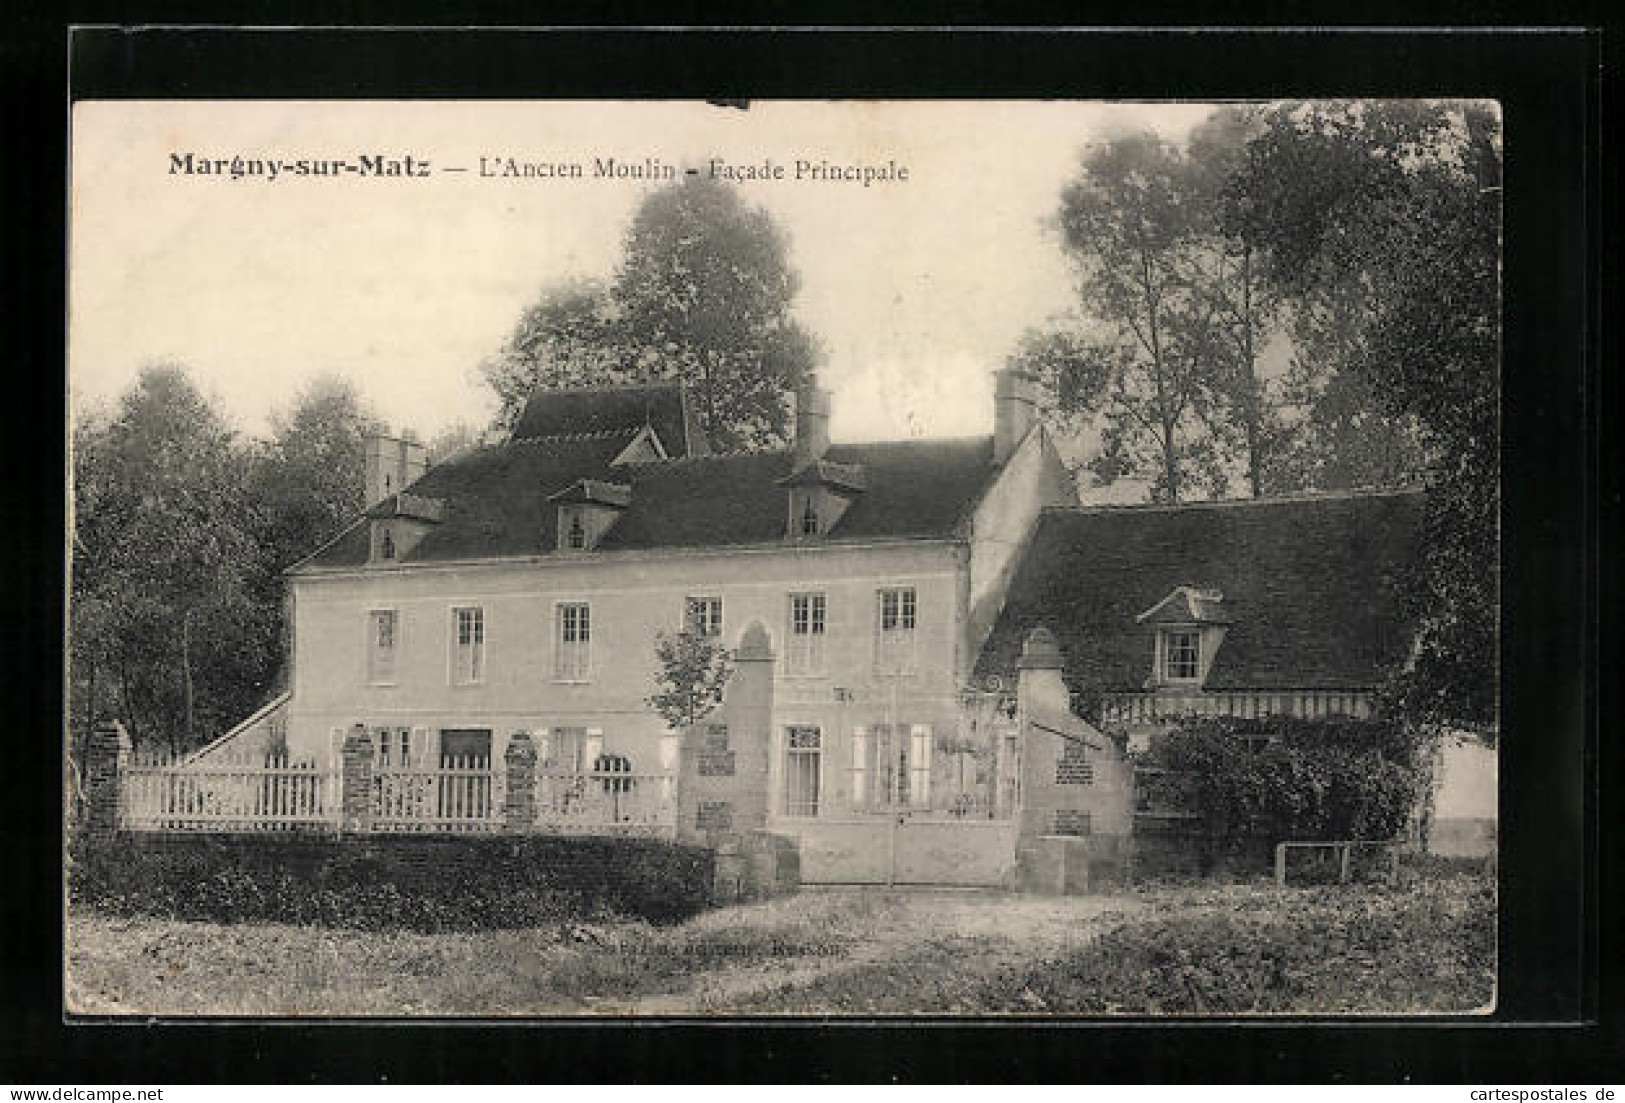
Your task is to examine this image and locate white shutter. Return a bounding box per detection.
[911,724,933,807]
[850,725,869,809]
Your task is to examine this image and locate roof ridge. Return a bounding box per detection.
[501,427,643,447]
[828,433,995,448]
[524,379,683,398]
[619,446,791,467]
[1052,485,1426,516]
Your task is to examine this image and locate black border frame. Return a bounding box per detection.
[3,20,1611,1083]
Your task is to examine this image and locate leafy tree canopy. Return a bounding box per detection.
[482,176,821,451]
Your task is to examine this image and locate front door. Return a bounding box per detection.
[438,728,492,823]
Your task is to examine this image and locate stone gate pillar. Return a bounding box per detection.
[503,731,537,833]
[340,723,374,833]
[678,620,775,845]
[82,718,132,840]
[1014,626,1134,893]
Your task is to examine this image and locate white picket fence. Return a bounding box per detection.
[535,768,676,835]
[119,748,675,836]
[122,749,340,831]
[373,754,500,833]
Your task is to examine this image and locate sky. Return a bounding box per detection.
[69,100,1219,444]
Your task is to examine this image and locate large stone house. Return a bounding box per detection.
[186,372,1482,882]
[227,371,1071,853]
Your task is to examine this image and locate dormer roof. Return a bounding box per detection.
[365,492,445,523]
[775,459,868,494]
[1135,586,1228,625]
[546,479,633,508]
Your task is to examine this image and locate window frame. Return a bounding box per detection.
[1159,626,1202,684]
[784,591,828,676]
[449,605,485,687]
[685,595,724,639]
[783,724,823,818]
[874,586,919,674]
[553,600,593,683]
[367,608,399,685]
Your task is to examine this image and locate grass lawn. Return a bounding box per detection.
[66,873,1492,1017]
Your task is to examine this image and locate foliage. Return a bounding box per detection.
[1038,131,1233,502]
[1229,101,1500,730]
[989,872,1494,1014]
[647,629,733,732]
[70,832,716,931]
[70,365,279,753]
[1139,716,1430,850]
[482,176,821,449]
[249,374,382,579]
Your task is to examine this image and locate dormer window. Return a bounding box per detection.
[547,480,631,553]
[779,459,866,541]
[380,529,396,560]
[1160,629,1201,682]
[1137,586,1229,689]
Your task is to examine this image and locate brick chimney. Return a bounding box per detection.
[791,382,832,467]
[365,430,428,508]
[994,369,1040,466]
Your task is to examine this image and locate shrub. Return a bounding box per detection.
[69,832,715,931]
[990,872,1494,1014]
[1139,716,1429,852]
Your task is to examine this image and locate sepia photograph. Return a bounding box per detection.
[65,97,1501,1019]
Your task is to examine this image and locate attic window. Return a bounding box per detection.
[1161,629,1200,682]
[800,496,821,537]
[380,529,396,560]
[566,510,586,550]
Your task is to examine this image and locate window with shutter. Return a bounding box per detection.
[786,593,826,675]
[452,606,484,685]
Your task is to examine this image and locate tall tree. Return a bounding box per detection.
[1028,132,1230,502]
[480,278,626,429]
[71,365,278,753]
[483,177,820,450]
[1185,106,1286,497]
[251,375,382,578]
[1231,101,1501,730]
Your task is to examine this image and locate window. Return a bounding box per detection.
[784,726,822,817]
[372,726,410,767]
[786,593,827,675]
[452,606,484,685]
[555,602,591,680]
[550,726,587,773]
[380,529,396,560]
[909,725,933,807]
[875,587,918,672]
[799,494,821,536]
[1161,629,1200,682]
[685,596,723,638]
[368,610,398,683]
[849,727,869,809]
[564,508,586,550]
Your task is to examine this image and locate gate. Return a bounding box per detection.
[793,813,1019,887]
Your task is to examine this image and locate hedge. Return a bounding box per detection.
[69,832,716,930]
[1139,716,1429,854]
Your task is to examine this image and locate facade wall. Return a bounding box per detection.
[967,428,1074,659]
[284,540,972,804]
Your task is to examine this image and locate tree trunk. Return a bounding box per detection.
[181,609,195,751]
[1241,246,1264,498]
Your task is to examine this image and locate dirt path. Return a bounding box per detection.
[619,889,1145,1015]
[68,890,1146,1017]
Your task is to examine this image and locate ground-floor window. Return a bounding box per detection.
[784,726,822,817]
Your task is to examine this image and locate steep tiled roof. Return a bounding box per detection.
[297,433,999,569]
[510,382,698,457]
[975,489,1425,691]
